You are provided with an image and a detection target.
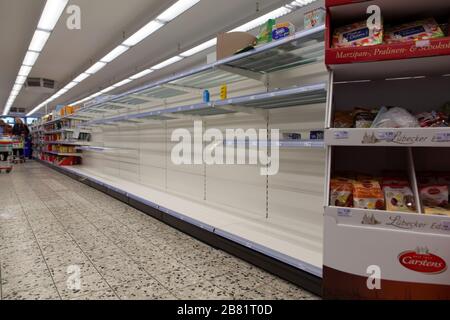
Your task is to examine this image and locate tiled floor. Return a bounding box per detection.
[0,161,319,300]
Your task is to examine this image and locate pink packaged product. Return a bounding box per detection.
[420,185,449,207]
[332,20,383,48]
[384,18,445,44]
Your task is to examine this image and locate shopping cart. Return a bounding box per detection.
[12,136,25,164]
[0,136,13,173]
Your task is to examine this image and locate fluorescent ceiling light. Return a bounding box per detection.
[16,76,27,85]
[100,86,116,94]
[63,81,78,90]
[18,65,32,77]
[85,61,107,74]
[180,38,217,57]
[37,0,69,31]
[56,88,69,95]
[129,69,153,80]
[22,51,40,66]
[29,30,51,52]
[152,56,183,70]
[122,20,164,47]
[232,7,292,32]
[73,73,90,83]
[113,79,132,87]
[157,0,200,23]
[13,84,23,92]
[100,45,129,63]
[88,92,102,99]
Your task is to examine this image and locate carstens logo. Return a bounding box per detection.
[399,248,447,274]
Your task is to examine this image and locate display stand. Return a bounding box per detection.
[323,0,450,299]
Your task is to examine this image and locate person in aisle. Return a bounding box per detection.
[0,119,12,135]
[12,118,30,137]
[12,118,29,160]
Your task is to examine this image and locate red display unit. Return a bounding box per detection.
[325,0,450,65]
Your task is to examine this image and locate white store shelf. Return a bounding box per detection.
[54,164,323,275]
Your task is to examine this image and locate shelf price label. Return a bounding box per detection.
[442,221,450,231]
[337,208,352,217]
[433,132,450,143]
[376,131,395,141]
[334,131,349,140]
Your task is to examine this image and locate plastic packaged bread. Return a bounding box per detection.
[330,178,353,207]
[384,18,445,44]
[332,20,383,48]
[353,180,385,210]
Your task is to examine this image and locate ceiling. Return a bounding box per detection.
[0,0,297,115]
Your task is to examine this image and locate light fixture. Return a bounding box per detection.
[85,61,107,74]
[152,56,183,70]
[37,0,69,31]
[112,79,132,87]
[18,65,32,77]
[88,92,102,99]
[22,51,40,66]
[100,86,117,94]
[100,45,130,63]
[157,0,200,23]
[16,76,27,85]
[129,69,154,80]
[122,20,164,47]
[73,73,90,83]
[13,84,23,92]
[29,30,51,52]
[180,38,217,57]
[63,81,78,90]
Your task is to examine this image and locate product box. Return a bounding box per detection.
[272,22,296,40]
[304,7,325,30]
[384,18,445,44]
[332,20,384,48]
[216,32,257,60]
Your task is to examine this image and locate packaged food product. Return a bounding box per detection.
[371,107,419,128]
[257,19,276,44]
[424,206,450,216]
[353,180,385,210]
[353,108,376,128]
[332,20,383,48]
[272,22,296,41]
[384,186,416,213]
[330,178,353,207]
[334,111,353,128]
[416,111,449,127]
[420,185,449,207]
[384,18,445,44]
[304,7,325,30]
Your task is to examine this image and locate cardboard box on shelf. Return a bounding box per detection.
[304,7,325,30]
[216,32,257,60]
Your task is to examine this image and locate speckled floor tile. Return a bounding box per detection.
[49,261,99,284]
[112,277,175,300]
[173,280,233,300]
[0,257,48,279]
[56,272,111,300]
[2,285,61,300]
[138,256,186,276]
[211,273,267,297]
[153,267,204,291]
[2,272,55,297]
[70,289,119,300]
[268,279,320,300]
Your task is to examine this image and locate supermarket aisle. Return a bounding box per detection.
[0,161,318,300]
